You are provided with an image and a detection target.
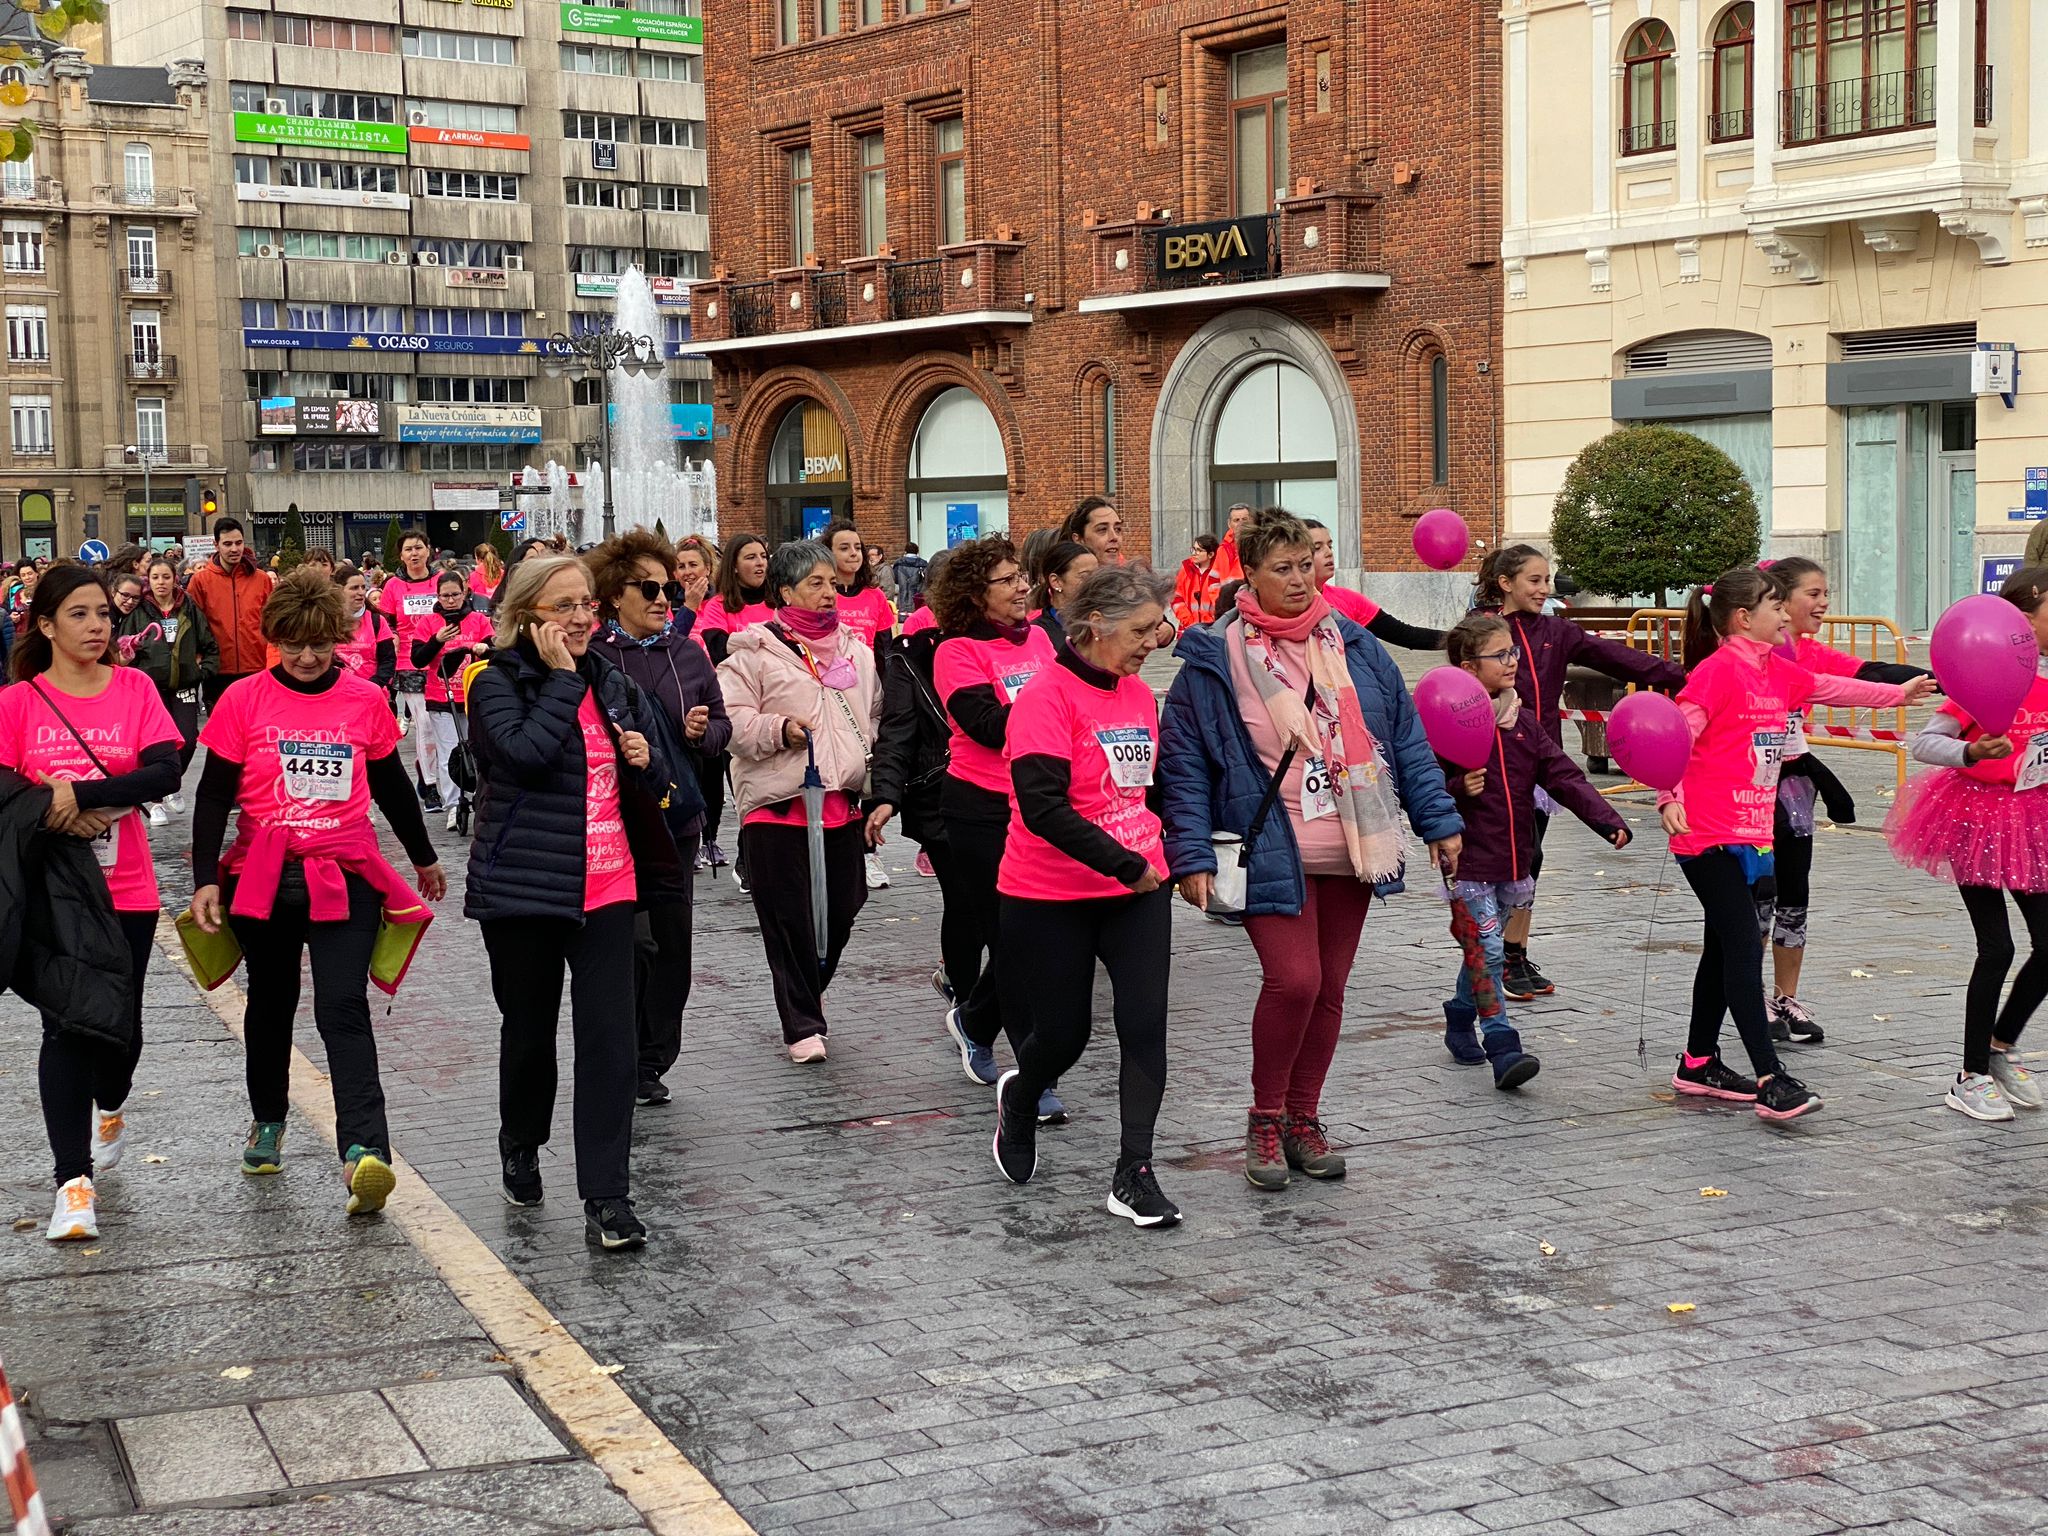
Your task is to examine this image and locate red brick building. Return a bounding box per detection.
[692,0,1502,591]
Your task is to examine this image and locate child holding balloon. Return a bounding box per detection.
[1435,614,1631,1088]
[1476,545,1687,1000]
[1887,566,2048,1122]
[1655,567,1932,1121]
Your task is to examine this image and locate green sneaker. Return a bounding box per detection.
[344,1145,395,1216]
[241,1120,286,1176]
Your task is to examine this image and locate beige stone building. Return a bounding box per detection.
[1501,0,2045,630]
[0,51,219,560]
[110,0,711,558]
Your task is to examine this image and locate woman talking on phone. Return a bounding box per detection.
[466,555,678,1252]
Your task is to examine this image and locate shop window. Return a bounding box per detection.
[766,399,851,544]
[1621,21,1677,154]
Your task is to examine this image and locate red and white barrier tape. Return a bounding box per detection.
[0,1358,50,1536]
[1559,708,1912,745]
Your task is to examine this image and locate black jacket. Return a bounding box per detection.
[119,596,219,695]
[869,629,951,846]
[593,620,730,841]
[0,770,135,1048]
[464,642,682,922]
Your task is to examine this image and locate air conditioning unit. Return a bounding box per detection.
[408,109,429,127]
[254,242,281,258]
[384,250,409,266]
[264,98,287,115]
[416,251,441,266]
[502,254,525,271]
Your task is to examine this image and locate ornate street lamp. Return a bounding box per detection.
[543,325,661,540]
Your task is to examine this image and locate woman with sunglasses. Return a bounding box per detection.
[590,529,729,1107]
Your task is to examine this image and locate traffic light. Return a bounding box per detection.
[201,489,219,519]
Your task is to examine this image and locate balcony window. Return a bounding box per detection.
[1621,21,1677,154]
[2,220,42,273]
[1712,5,1755,141]
[123,143,154,204]
[857,132,886,255]
[135,398,167,456]
[1229,44,1288,215]
[1783,0,1958,145]
[9,395,50,454]
[789,146,814,264]
[6,303,47,361]
[933,117,964,247]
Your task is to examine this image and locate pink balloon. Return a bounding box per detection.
[1412,508,1470,571]
[1414,666,1497,769]
[1606,691,1691,792]
[1931,593,2037,735]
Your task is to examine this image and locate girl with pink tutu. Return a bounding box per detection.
[1663,567,1931,1123]
[1887,564,2048,1123]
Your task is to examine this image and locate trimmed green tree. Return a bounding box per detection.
[1549,425,1760,606]
[381,516,404,571]
[274,508,308,573]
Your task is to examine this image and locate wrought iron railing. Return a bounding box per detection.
[122,268,171,296]
[1781,66,1933,146]
[1619,119,1678,155]
[887,257,942,320]
[1708,108,1752,144]
[127,354,177,381]
[810,270,846,329]
[1975,63,1994,127]
[728,279,773,338]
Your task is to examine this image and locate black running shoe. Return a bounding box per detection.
[420,786,444,813]
[584,1197,648,1251]
[1501,958,1540,1001]
[1519,956,1557,995]
[991,1069,1037,1185]
[1755,1073,1823,1122]
[501,1140,543,1206]
[1107,1162,1182,1229]
[1670,1054,1759,1102]
[635,1080,671,1107]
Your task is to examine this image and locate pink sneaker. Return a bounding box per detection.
[915,849,935,878]
[789,1035,828,1064]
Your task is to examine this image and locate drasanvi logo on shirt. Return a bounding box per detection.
[32,722,124,746]
[260,723,354,746]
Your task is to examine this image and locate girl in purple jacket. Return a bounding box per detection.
[1439,613,1632,1087]
[1477,545,1683,998]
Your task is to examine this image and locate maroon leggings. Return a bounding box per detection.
[1243,875,1374,1116]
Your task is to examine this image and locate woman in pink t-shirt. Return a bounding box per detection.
[186,572,446,1224]
[4,566,184,1242]
[719,540,882,1063]
[411,572,493,831]
[988,564,1184,1229]
[1663,566,1928,1124]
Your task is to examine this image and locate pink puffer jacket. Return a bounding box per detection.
[718,623,880,820]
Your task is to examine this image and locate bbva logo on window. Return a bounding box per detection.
[801,454,843,479]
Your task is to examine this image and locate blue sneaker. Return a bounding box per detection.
[1036,1088,1068,1125]
[945,1007,999,1086]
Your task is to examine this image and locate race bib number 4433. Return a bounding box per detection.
[279,740,353,803]
[1095,726,1155,789]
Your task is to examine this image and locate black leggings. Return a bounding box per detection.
[232,872,389,1162]
[1769,800,1814,951]
[39,910,155,1184]
[633,836,697,1085]
[1958,886,2048,1076]
[1679,850,1780,1079]
[932,812,1025,1052]
[164,693,200,774]
[1000,888,1171,1168]
[697,751,728,843]
[1526,807,1552,883]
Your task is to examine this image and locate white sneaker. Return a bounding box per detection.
[164,792,185,816]
[47,1176,97,1241]
[147,803,169,826]
[864,852,890,890]
[1946,1072,2015,1122]
[1988,1049,2043,1109]
[92,1107,127,1173]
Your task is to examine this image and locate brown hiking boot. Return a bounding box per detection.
[1283,1113,1347,1180]
[1244,1109,1289,1190]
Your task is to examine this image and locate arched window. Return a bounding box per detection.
[906,386,1008,551]
[122,142,154,202]
[1210,361,1337,528]
[1711,5,1755,141]
[1429,353,1449,485]
[1621,21,1677,155]
[765,399,850,545]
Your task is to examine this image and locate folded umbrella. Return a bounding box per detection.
[801,731,830,969]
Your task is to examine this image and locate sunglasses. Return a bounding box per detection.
[631,579,686,605]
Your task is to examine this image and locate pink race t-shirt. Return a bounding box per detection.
[999,661,1166,900]
[835,587,896,648]
[414,608,492,705]
[694,595,774,653]
[468,565,497,600]
[200,669,399,840]
[1670,644,1816,856]
[1322,583,1380,627]
[935,625,1056,795]
[379,575,442,672]
[337,607,385,680]
[1787,634,1865,679]
[1946,673,2048,788]
[901,605,936,637]
[578,692,636,910]
[0,668,181,911]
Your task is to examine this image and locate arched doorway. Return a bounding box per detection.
[765,399,851,545]
[1147,307,1360,569]
[1210,360,1338,529]
[905,386,1007,550]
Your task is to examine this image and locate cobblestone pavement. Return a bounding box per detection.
[145,729,2048,1536]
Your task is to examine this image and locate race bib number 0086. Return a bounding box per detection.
[1095,726,1155,789]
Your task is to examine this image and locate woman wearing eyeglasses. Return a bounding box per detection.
[466,554,682,1251]
[1159,508,1463,1193]
[589,529,729,1108]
